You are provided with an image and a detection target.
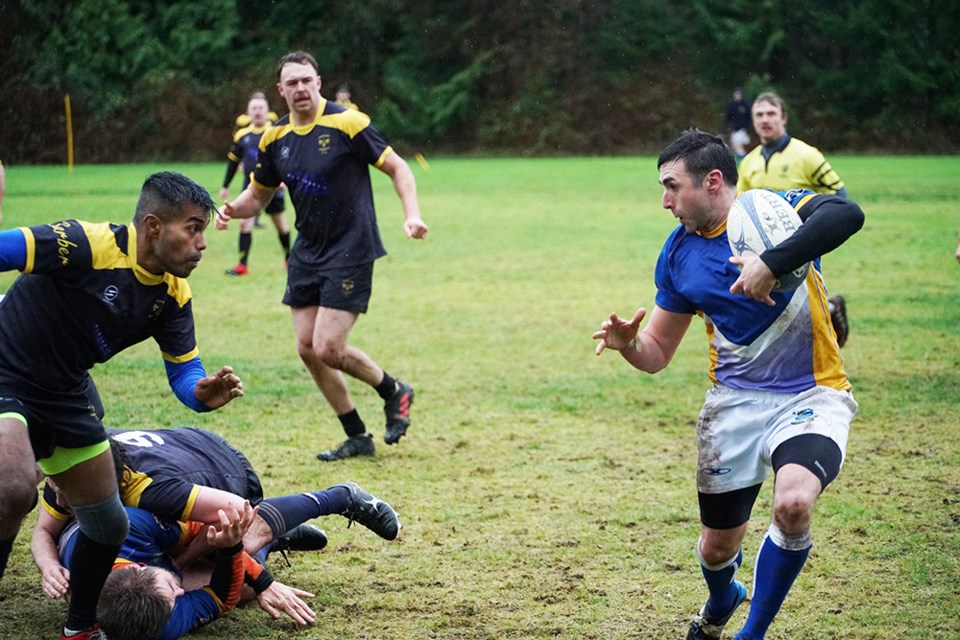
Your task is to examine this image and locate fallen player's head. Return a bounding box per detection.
[98,564,181,640]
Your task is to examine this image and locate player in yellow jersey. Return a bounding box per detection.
[737,92,850,346]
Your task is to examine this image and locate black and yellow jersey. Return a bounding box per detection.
[225,123,271,189]
[252,98,391,270]
[0,221,198,393]
[737,135,845,194]
[41,427,261,523]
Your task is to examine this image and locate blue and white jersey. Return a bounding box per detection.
[654,190,850,393]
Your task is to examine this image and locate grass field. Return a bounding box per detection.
[1,155,958,639]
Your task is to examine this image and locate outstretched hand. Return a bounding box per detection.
[195,365,244,409]
[206,501,257,549]
[256,580,317,625]
[215,202,234,231]
[593,308,646,356]
[729,254,776,306]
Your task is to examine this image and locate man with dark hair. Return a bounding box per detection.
[593,129,864,639]
[0,171,244,639]
[218,50,429,461]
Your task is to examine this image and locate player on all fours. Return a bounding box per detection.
[594,129,864,640]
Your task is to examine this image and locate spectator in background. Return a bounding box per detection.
[725,88,751,164]
[737,91,850,347]
[219,93,291,276]
[334,83,359,111]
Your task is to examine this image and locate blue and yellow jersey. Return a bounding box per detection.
[654,190,849,393]
[737,135,845,194]
[40,427,260,523]
[60,507,243,640]
[0,221,197,392]
[252,98,390,269]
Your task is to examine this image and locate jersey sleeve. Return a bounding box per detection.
[128,473,203,522]
[759,191,864,277]
[653,230,697,315]
[18,220,94,277]
[154,290,200,364]
[349,119,392,168]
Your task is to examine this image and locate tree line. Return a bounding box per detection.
[1,0,957,164]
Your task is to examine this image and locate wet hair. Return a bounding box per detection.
[108,437,133,488]
[276,51,319,80]
[657,128,738,187]
[98,567,173,640]
[133,172,215,224]
[753,91,787,116]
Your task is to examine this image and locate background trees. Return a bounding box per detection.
[1,0,957,163]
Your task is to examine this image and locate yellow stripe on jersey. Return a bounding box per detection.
[161,345,200,364]
[19,227,36,273]
[808,271,851,390]
[40,496,72,521]
[122,468,154,507]
[181,484,203,521]
[373,146,394,169]
[83,221,130,271]
[317,106,371,139]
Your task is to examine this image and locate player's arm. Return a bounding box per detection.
[216,181,274,227]
[219,157,241,201]
[377,152,428,239]
[760,194,865,278]
[594,306,692,373]
[0,228,27,271]
[30,508,72,599]
[164,358,243,412]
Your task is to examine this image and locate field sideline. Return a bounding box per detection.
[0,156,958,639]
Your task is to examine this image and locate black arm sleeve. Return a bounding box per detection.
[207,542,244,608]
[760,195,865,277]
[222,160,240,189]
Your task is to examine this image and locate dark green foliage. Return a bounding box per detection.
[1,0,958,162]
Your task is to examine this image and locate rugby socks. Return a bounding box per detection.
[375,372,398,400]
[257,487,351,538]
[697,538,743,619]
[338,409,367,438]
[65,531,122,630]
[0,536,13,580]
[734,524,811,640]
[278,232,291,259]
[238,231,253,266]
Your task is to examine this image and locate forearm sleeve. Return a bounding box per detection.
[761,195,865,277]
[223,160,240,189]
[241,552,276,594]
[0,229,27,271]
[207,542,245,611]
[164,357,212,412]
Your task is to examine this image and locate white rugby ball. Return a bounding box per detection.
[727,189,810,292]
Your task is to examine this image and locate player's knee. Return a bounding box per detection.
[772,488,816,531]
[73,492,130,546]
[0,473,39,538]
[315,339,345,368]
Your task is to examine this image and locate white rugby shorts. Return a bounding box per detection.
[695,385,857,494]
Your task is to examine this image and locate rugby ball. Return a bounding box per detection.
[727,189,810,292]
